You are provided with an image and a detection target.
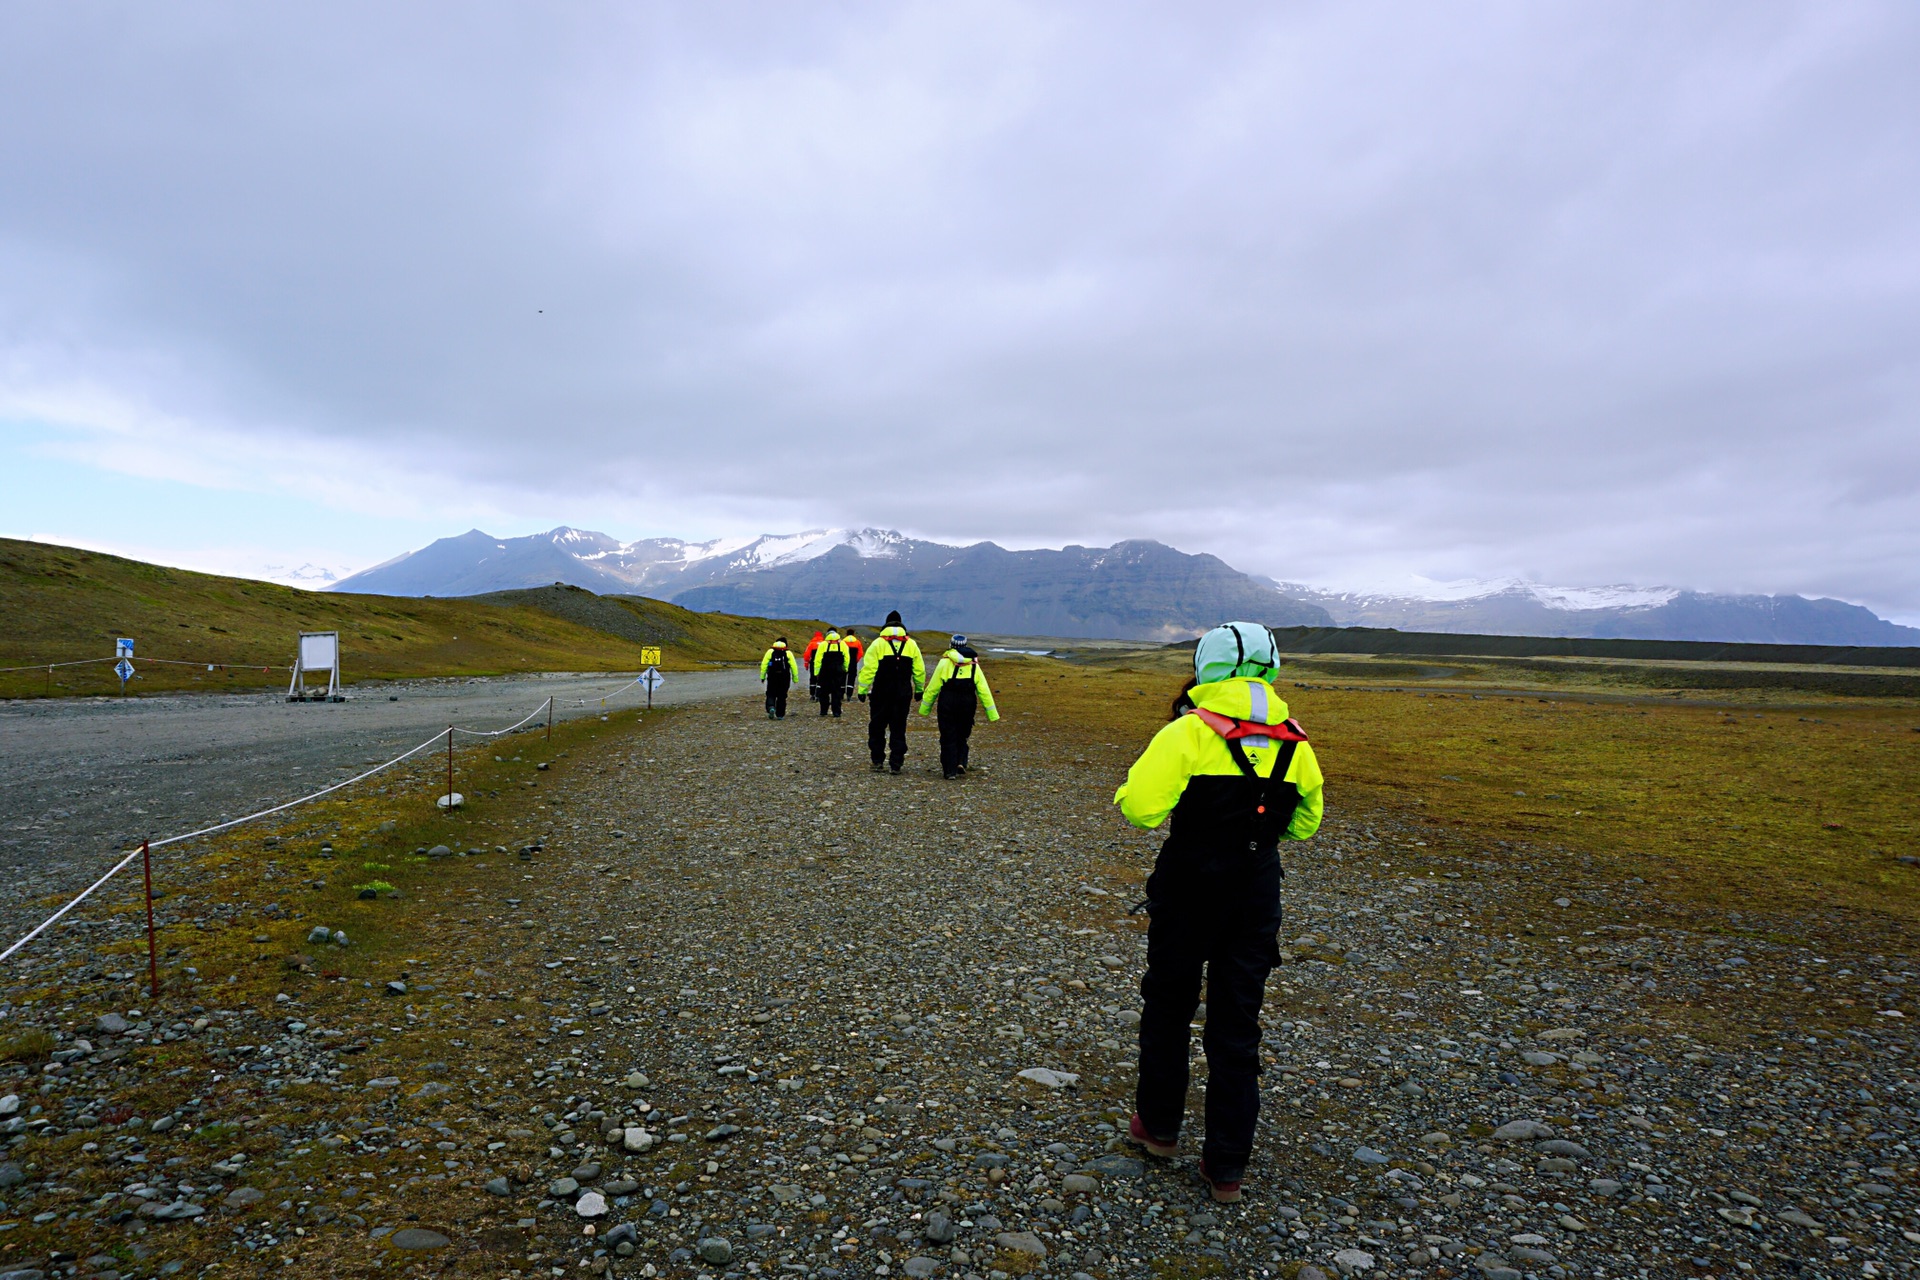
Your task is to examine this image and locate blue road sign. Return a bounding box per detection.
[115,659,134,683]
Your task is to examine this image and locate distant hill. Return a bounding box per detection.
[0,538,818,698]
[1281,581,1920,647]
[334,527,1333,641]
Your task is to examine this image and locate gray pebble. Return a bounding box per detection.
[388,1228,451,1250]
[1491,1118,1554,1141]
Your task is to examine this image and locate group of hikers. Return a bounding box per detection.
[758,609,999,779]
[756,616,1325,1203]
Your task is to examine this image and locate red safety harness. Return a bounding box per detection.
[1190,709,1308,818]
[1190,708,1309,743]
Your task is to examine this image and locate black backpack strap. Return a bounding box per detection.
[1225,737,1300,826]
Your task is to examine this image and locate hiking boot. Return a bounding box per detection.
[870,762,886,773]
[1126,1114,1177,1159]
[889,765,902,774]
[943,771,960,780]
[1198,1160,1242,1203]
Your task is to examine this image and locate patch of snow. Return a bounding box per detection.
[1531,584,1680,611]
[735,530,849,567]
[259,563,348,588]
[844,528,908,558]
[1277,574,1528,604]
[1279,575,1681,611]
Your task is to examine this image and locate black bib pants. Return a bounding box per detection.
[936,683,978,776]
[867,647,915,768]
[1135,745,1298,1184]
[764,662,792,718]
[816,655,845,717]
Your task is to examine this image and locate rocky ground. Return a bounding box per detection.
[0,690,1914,1280]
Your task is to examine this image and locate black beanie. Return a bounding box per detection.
[885,610,903,626]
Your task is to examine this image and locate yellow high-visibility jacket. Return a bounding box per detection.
[811,634,853,677]
[919,649,999,720]
[855,626,925,697]
[759,646,800,682]
[1114,678,1323,842]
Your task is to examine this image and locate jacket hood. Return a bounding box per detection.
[1190,677,1290,725]
[877,625,909,638]
[1193,621,1284,684]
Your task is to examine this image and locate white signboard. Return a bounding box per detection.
[289,630,343,701]
[116,638,134,659]
[299,632,339,671]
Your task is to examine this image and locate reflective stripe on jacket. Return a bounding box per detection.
[1113,678,1324,842]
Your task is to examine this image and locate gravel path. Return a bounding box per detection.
[480,700,1917,1280]
[0,670,756,941]
[0,693,1914,1278]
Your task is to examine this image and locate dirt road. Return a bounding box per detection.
[0,670,757,938]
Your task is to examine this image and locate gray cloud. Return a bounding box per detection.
[2,2,1917,615]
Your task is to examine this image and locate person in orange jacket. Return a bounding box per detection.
[801,630,825,697]
[840,630,866,701]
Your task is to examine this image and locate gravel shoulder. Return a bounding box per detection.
[0,690,1913,1280]
[0,670,756,941]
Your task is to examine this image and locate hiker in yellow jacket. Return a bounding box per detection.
[758,638,801,720]
[854,610,925,773]
[918,635,998,779]
[811,630,853,718]
[1113,622,1324,1204]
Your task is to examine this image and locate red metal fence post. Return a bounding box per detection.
[142,841,159,999]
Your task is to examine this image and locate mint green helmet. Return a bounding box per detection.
[1194,621,1283,685]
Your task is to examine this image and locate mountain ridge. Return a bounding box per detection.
[331,526,1331,640]
[329,526,1920,646]
[1280,580,1920,647]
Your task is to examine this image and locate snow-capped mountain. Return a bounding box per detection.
[329,528,1919,645]
[258,562,347,588]
[1276,577,1919,646]
[328,526,1331,639]
[327,527,904,598]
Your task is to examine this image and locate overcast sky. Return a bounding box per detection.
[2,3,1917,617]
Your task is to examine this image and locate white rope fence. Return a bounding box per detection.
[0,694,563,968]
[449,697,560,737]
[558,671,649,709]
[0,655,290,675]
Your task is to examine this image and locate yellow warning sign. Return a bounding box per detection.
[640,647,661,666]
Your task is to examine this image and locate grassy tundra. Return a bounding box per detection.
[0,537,823,698]
[991,643,1920,952]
